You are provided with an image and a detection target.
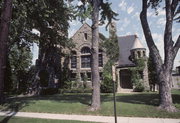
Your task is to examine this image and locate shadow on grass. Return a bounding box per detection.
[0,91,180,121]
[0,96,35,123]
[104,93,180,106]
[2,93,180,107]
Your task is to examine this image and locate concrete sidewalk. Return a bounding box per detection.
[0,111,179,123]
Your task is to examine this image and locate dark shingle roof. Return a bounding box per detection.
[118,35,136,68]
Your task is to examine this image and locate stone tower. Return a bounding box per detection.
[130,35,150,90]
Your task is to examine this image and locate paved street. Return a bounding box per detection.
[0,111,180,123]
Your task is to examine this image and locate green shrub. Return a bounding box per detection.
[63,81,72,89]
[133,80,145,92]
[131,72,144,92]
[130,58,145,92]
[101,72,116,93]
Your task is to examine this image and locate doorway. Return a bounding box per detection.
[120,69,133,89]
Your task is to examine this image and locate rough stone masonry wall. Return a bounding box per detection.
[69,24,108,87]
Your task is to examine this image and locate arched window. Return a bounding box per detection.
[99,49,103,67]
[143,51,146,57]
[81,47,91,54]
[71,51,77,68]
[81,47,91,68]
[137,51,141,58]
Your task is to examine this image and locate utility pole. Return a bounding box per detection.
[112,65,117,123]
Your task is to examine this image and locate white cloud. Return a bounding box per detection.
[118,1,135,14]
[122,18,130,28]
[119,27,124,32]
[157,17,166,26]
[127,5,134,14]
[157,8,165,16]
[147,10,156,18]
[68,28,76,38]
[151,33,165,60]
[132,12,139,19]
[147,10,153,17]
[125,32,131,35]
[152,33,163,42]
[77,1,83,6]
[118,0,127,11]
[69,20,80,26]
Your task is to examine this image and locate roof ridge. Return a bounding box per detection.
[118,34,135,38]
[70,23,91,39]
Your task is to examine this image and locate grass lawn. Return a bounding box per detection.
[0,89,180,118]
[0,116,97,123]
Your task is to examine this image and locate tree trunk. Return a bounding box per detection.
[90,0,101,111]
[0,0,13,103]
[158,67,176,112]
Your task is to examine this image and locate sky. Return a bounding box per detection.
[32,0,180,69]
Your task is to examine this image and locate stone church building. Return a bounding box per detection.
[69,23,108,87]
[68,23,149,91]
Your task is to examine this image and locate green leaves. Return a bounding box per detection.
[99,2,118,29]
[76,3,92,22]
[75,0,118,28]
[102,22,119,63]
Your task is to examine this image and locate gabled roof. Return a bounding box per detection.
[118,34,146,68]
[70,23,91,39]
[70,23,107,41]
[118,35,135,67]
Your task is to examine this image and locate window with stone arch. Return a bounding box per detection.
[71,51,77,69]
[81,47,91,68]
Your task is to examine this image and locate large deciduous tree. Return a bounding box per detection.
[27,0,74,94]
[77,0,118,110]
[0,0,37,95]
[0,0,13,103]
[140,0,180,112]
[90,0,101,111]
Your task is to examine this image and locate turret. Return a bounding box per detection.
[130,35,146,60]
[130,34,149,90]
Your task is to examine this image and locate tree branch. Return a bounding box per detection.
[140,0,162,70]
[164,0,173,67]
[171,0,179,18]
[173,35,180,58]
